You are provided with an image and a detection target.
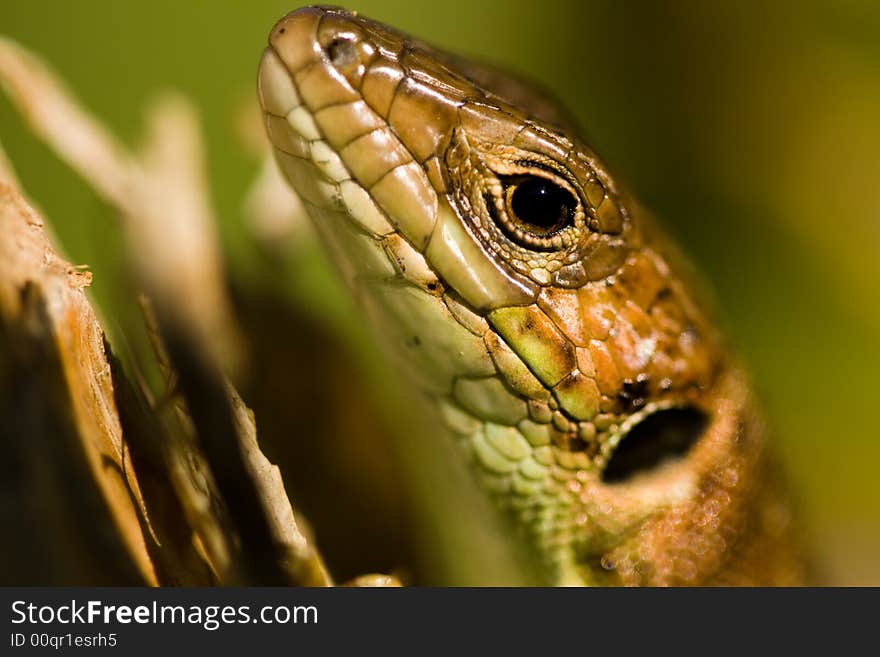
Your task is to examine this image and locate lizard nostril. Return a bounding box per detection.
[325,37,358,67]
[601,406,708,484]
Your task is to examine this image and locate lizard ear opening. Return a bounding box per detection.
[601,407,708,484]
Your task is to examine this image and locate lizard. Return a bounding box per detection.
[257,5,807,585]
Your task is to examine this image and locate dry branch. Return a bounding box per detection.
[0,38,334,586]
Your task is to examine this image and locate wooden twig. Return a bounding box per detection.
[0,183,155,584]
[0,38,334,586]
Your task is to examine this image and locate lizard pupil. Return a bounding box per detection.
[508,177,575,235]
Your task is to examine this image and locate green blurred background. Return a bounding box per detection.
[2,0,878,584]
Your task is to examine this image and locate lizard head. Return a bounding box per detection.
[258,6,800,585]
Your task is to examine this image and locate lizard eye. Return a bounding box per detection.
[504,176,576,237]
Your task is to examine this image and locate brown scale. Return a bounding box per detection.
[530,242,722,458]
